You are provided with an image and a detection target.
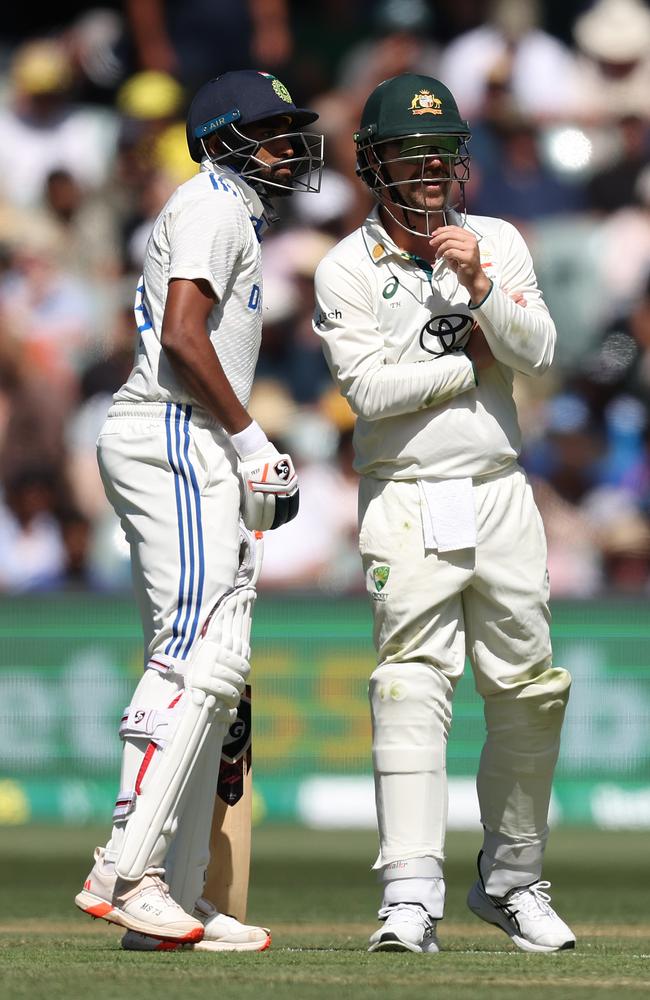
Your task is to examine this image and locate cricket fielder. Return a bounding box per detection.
[74,70,323,950]
[313,74,575,954]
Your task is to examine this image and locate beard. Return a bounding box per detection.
[402,172,451,206]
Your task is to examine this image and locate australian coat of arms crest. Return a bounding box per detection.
[410,90,443,115]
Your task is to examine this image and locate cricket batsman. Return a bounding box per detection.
[74,70,323,950]
[313,73,575,954]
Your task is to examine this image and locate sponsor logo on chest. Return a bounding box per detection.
[379,271,474,356]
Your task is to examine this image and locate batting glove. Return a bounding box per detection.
[231,422,299,532]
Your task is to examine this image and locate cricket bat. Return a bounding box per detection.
[204,684,252,922]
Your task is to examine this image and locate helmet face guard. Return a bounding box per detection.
[185,71,323,202]
[200,121,324,198]
[354,74,472,235]
[356,130,471,236]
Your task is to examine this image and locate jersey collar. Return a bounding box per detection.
[200,160,271,234]
[363,205,463,270]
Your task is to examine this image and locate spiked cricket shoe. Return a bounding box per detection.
[122,897,271,952]
[368,903,439,954]
[74,847,203,943]
[467,879,576,953]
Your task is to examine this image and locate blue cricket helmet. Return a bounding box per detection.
[186,70,319,162]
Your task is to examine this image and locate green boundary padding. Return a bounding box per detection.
[0,595,649,824]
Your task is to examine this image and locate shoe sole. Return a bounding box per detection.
[467,883,576,954]
[368,932,422,954]
[74,890,204,943]
[194,933,271,953]
[368,932,439,954]
[121,932,271,953]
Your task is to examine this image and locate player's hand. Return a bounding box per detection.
[466,323,495,372]
[239,443,299,531]
[429,226,491,305]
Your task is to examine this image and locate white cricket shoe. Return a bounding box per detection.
[121,898,271,952]
[368,904,439,954]
[467,879,576,953]
[74,846,203,944]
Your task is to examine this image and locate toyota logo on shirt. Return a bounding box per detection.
[419,313,473,356]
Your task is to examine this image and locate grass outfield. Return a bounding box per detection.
[0,825,648,1000]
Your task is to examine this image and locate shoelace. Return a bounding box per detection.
[143,874,182,906]
[507,881,555,920]
[389,903,436,933]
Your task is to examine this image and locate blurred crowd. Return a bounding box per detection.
[0,0,649,597]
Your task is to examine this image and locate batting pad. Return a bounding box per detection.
[163,718,226,912]
[115,583,256,881]
[109,667,186,831]
[164,616,257,909]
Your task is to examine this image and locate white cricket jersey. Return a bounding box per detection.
[313,207,556,480]
[115,162,267,410]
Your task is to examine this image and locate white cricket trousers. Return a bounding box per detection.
[97,401,241,660]
[96,401,242,870]
[359,464,571,896]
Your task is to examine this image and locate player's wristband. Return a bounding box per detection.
[230,420,269,459]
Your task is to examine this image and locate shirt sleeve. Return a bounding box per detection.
[313,254,477,421]
[469,220,556,376]
[168,184,245,301]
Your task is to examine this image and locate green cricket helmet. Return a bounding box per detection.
[354,74,472,235]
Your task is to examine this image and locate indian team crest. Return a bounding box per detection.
[272,78,293,103]
[368,564,391,602]
[258,71,293,103]
[410,89,443,116]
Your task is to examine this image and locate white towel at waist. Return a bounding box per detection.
[418,478,477,553]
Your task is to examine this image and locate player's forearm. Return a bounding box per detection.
[470,285,556,376]
[162,332,252,434]
[343,353,477,420]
